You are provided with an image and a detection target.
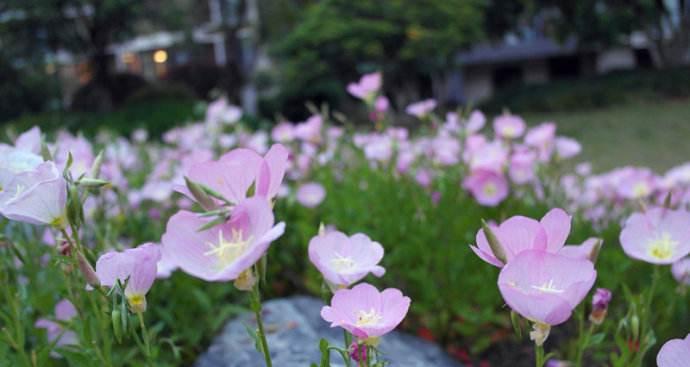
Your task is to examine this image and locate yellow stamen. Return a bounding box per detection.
[648,232,677,260]
[355,308,383,327]
[204,229,252,268]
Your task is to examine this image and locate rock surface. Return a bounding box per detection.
[195,296,463,367]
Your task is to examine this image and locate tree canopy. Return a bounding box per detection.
[269,0,486,117]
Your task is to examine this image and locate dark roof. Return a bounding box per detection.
[456,37,579,66]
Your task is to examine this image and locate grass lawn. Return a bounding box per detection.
[524,98,690,172]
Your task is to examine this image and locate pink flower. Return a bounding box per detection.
[0,161,66,226]
[14,126,42,154]
[525,123,556,161]
[374,96,389,112]
[156,244,178,279]
[470,208,571,267]
[308,231,385,288]
[558,237,602,262]
[657,334,690,367]
[296,182,326,208]
[0,146,43,188]
[54,132,94,177]
[493,113,526,139]
[463,169,509,207]
[35,299,78,352]
[294,115,323,144]
[498,250,596,326]
[620,208,690,264]
[555,137,581,159]
[182,144,289,205]
[405,99,437,118]
[415,169,433,188]
[96,243,161,312]
[271,122,295,143]
[509,150,536,184]
[616,168,658,199]
[321,283,411,340]
[161,197,285,282]
[672,257,690,285]
[465,110,486,133]
[205,98,241,126]
[347,72,382,101]
[468,140,508,172]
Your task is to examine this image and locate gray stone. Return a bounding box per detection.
[195,296,463,367]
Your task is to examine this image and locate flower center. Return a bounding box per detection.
[355,308,383,327]
[330,253,356,272]
[648,232,677,260]
[632,183,650,198]
[204,229,252,268]
[531,279,564,294]
[483,183,497,197]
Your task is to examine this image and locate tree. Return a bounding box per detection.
[534,0,690,67]
[0,0,190,86]
[269,0,485,117]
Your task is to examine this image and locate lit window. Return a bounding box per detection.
[153,50,168,64]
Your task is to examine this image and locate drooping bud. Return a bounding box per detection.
[77,252,100,287]
[589,288,612,325]
[529,322,551,347]
[482,219,507,264]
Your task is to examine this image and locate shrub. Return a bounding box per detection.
[482,67,690,113]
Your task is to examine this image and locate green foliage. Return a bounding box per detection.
[481,67,690,114]
[269,0,485,118]
[3,98,200,138]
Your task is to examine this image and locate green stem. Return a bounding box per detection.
[575,323,595,367]
[535,343,545,367]
[138,312,153,365]
[251,280,273,367]
[366,345,371,367]
[343,329,352,367]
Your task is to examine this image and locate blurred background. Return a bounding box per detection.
[2,0,690,169]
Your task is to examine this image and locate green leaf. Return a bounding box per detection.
[590,332,606,345]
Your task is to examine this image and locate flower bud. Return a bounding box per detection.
[77,252,100,287]
[111,309,123,342]
[349,342,367,362]
[630,315,640,341]
[589,288,612,325]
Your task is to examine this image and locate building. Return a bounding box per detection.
[452,34,655,103]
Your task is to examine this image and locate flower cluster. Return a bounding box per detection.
[471,209,598,348]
